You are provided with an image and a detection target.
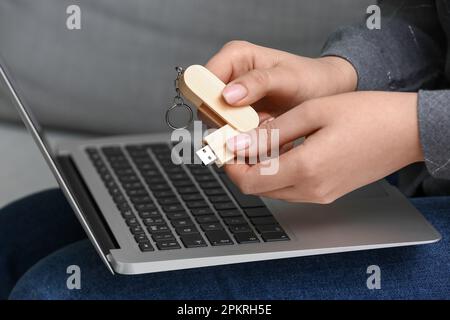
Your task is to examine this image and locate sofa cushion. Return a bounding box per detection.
[0,0,371,134]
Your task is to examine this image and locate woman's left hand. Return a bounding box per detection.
[224,91,423,204]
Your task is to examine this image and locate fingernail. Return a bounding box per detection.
[227,133,251,151]
[223,83,247,104]
[260,117,275,125]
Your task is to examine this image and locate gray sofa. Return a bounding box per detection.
[0,0,372,207]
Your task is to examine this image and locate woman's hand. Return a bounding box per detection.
[224,91,423,204]
[205,41,357,120]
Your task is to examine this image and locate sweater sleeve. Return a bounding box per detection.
[321,0,450,179]
[320,0,445,92]
[418,90,450,179]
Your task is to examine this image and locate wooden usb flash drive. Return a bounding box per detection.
[178,65,259,167]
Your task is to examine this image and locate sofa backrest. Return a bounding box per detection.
[0,0,372,134]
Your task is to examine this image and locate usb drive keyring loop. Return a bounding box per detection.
[165,66,194,130]
[168,65,259,167]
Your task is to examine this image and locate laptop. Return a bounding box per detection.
[0,59,440,275]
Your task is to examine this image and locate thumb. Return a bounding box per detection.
[222,66,292,106]
[226,103,322,158]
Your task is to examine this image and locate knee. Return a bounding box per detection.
[9,240,101,300]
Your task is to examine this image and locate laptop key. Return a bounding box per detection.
[148,183,171,191]
[153,190,175,198]
[102,146,122,155]
[172,179,193,187]
[135,203,157,212]
[181,234,207,248]
[205,230,233,246]
[156,240,181,250]
[139,241,155,252]
[140,169,160,177]
[109,187,122,197]
[214,202,237,210]
[245,208,273,218]
[134,234,149,243]
[152,232,176,241]
[256,224,284,234]
[201,223,224,231]
[113,194,127,204]
[122,182,144,190]
[261,232,290,242]
[126,189,148,197]
[186,201,208,209]
[158,197,181,206]
[181,193,204,201]
[118,175,140,183]
[162,204,185,212]
[178,186,199,194]
[125,217,139,227]
[176,226,199,235]
[208,195,232,203]
[138,210,161,218]
[166,211,189,220]
[142,217,166,226]
[229,224,252,233]
[218,210,242,218]
[130,225,145,234]
[145,177,166,184]
[130,196,153,204]
[234,232,260,244]
[251,217,277,225]
[195,174,215,182]
[121,209,135,219]
[199,181,221,189]
[164,166,185,174]
[188,166,211,175]
[171,218,194,228]
[223,217,247,225]
[117,202,132,212]
[147,225,170,233]
[167,173,189,180]
[136,163,157,171]
[204,188,225,196]
[196,215,219,224]
[191,208,214,216]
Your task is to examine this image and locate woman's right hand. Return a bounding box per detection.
[205,41,358,119]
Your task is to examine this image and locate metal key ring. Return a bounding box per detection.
[165,102,194,130]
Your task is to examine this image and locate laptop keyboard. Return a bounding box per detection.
[86,144,289,252]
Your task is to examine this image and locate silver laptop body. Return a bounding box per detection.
[0,60,440,275]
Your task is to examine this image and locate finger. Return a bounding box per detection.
[206,41,281,84]
[222,66,297,106]
[279,142,294,155]
[226,103,322,158]
[205,41,256,84]
[224,147,301,194]
[198,109,271,129]
[258,112,273,124]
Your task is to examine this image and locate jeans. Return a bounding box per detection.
[1,189,449,300]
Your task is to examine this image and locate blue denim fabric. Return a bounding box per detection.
[1,189,450,300]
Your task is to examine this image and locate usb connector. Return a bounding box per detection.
[196,145,217,166]
[196,124,240,167]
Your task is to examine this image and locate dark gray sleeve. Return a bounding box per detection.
[321,0,450,179]
[418,90,450,179]
[321,0,445,91]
